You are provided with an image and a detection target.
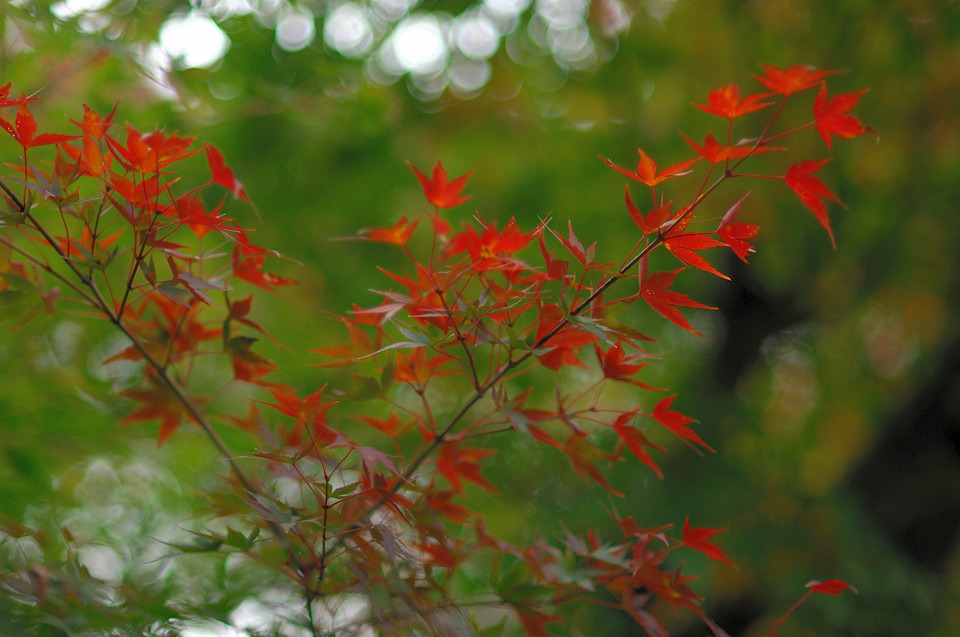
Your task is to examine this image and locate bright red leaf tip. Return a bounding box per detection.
[682,517,738,569]
[814,85,870,149]
[0,87,37,108]
[806,579,858,596]
[205,144,249,201]
[717,192,760,263]
[663,233,730,280]
[719,222,760,263]
[639,259,716,337]
[408,160,472,209]
[612,409,665,478]
[754,64,839,96]
[783,159,843,248]
[595,342,662,390]
[651,395,714,452]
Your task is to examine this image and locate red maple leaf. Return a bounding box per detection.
[595,342,661,390]
[362,215,419,246]
[205,144,249,201]
[624,187,672,235]
[515,607,563,637]
[771,578,858,634]
[650,395,714,452]
[663,233,730,280]
[0,103,79,150]
[447,215,538,270]
[547,220,594,268]
[107,126,199,173]
[535,303,596,370]
[392,347,454,386]
[717,192,759,263]
[693,84,774,119]
[172,194,236,239]
[408,160,472,209]
[64,103,119,177]
[638,259,716,337]
[52,225,123,263]
[563,431,623,496]
[119,380,196,446]
[437,441,499,493]
[754,64,838,96]
[0,83,36,108]
[262,387,327,423]
[424,490,473,524]
[813,84,870,149]
[806,579,858,596]
[682,131,784,165]
[612,409,666,478]
[358,412,411,438]
[69,102,119,139]
[783,159,842,247]
[718,222,760,263]
[681,517,737,569]
[231,243,297,293]
[601,149,699,189]
[312,317,376,365]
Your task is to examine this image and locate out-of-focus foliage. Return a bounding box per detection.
[2,0,959,635]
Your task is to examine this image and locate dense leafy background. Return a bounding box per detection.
[2,0,959,634]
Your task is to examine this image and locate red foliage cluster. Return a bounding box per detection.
[0,66,868,635]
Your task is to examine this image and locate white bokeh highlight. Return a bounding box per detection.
[275,7,317,52]
[158,11,231,69]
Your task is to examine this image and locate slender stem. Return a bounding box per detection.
[0,234,99,306]
[434,284,481,390]
[768,591,811,636]
[0,177,23,211]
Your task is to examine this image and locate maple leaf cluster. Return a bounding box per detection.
[0,65,867,636]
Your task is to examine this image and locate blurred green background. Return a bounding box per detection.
[2,0,959,634]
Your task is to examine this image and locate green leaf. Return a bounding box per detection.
[331,482,360,498]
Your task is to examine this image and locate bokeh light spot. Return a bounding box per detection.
[324,3,375,58]
[276,8,316,52]
[390,14,448,75]
[455,12,500,60]
[159,11,231,69]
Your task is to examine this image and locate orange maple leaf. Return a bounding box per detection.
[693,84,774,119]
[408,160,472,209]
[601,149,699,188]
[753,64,838,96]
